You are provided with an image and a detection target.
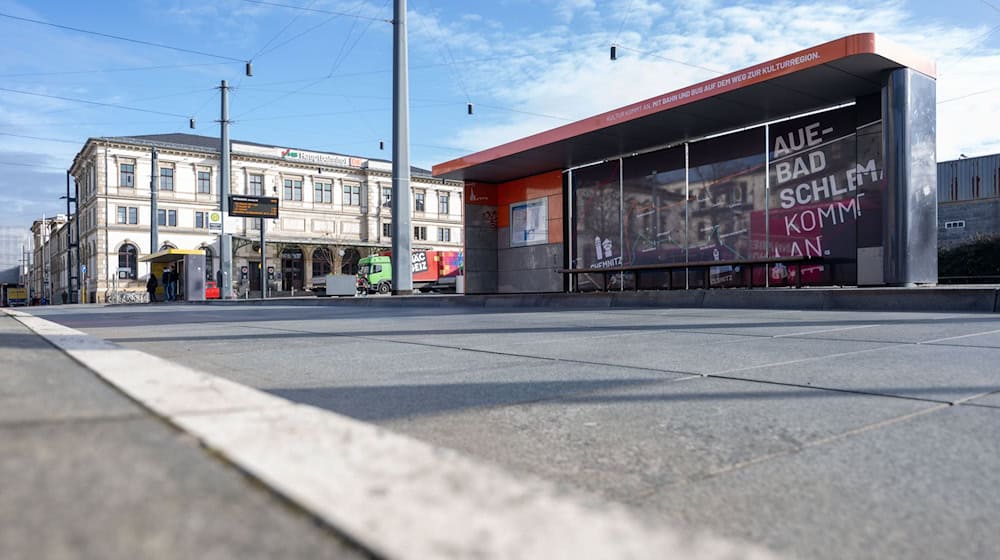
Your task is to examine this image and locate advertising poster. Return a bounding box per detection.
[569,106,882,289]
[573,160,622,290]
[510,197,548,247]
[758,106,867,285]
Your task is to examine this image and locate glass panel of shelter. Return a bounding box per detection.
[569,103,884,291]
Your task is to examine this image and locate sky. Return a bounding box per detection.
[1,0,998,232]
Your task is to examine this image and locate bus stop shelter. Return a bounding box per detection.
[433,33,938,294]
[140,249,207,302]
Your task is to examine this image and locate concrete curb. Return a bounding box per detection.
[193,286,1000,313]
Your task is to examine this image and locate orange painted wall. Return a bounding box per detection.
[495,170,563,244]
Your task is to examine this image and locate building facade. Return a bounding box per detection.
[28,216,68,303]
[62,133,462,302]
[937,153,1000,247]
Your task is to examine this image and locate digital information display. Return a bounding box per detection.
[229,195,280,218]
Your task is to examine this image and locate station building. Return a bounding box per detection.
[937,153,1000,247]
[63,134,463,302]
[433,34,938,294]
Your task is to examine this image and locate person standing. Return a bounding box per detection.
[146,273,158,303]
[162,266,173,301]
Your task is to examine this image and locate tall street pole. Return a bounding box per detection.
[220,80,233,299]
[150,147,159,255]
[391,0,413,295]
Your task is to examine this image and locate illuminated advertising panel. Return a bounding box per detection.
[573,160,621,290]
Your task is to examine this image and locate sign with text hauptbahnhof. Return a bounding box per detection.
[228,195,280,219]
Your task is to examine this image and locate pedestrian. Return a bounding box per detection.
[170,268,180,301]
[162,266,173,301]
[146,273,158,303]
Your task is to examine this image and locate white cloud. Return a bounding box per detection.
[428,0,1000,163]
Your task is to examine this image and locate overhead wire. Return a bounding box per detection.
[0,132,81,144]
[0,86,192,119]
[0,11,247,63]
[0,160,67,171]
[233,0,390,120]
[240,0,390,23]
[613,0,636,44]
[614,45,724,75]
[249,0,320,61]
[0,61,233,79]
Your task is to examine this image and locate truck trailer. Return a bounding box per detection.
[357,250,463,294]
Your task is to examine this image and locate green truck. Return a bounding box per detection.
[356,250,463,294]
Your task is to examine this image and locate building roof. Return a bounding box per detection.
[92,133,435,177]
[432,33,936,184]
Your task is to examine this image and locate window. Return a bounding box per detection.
[944,220,966,229]
[438,227,451,242]
[117,206,127,224]
[438,193,449,215]
[248,174,263,196]
[344,183,361,206]
[414,226,427,240]
[381,187,392,207]
[118,243,138,279]
[312,248,332,277]
[198,169,212,193]
[128,207,138,224]
[314,181,332,203]
[415,192,425,212]
[156,209,177,227]
[382,223,392,238]
[119,162,135,188]
[160,167,174,191]
[203,246,215,281]
[284,178,303,201]
[195,211,208,229]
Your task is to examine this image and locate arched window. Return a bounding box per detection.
[118,243,138,279]
[159,242,176,251]
[313,248,332,277]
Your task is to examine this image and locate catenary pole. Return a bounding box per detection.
[150,147,159,255]
[391,0,412,294]
[220,80,233,299]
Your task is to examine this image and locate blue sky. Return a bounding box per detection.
[1,0,998,231]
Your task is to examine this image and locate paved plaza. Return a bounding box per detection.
[4,299,1000,559]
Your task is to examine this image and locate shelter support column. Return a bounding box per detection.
[882,68,937,286]
[463,183,499,294]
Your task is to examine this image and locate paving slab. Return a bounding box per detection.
[264,362,690,421]
[0,419,369,560]
[641,405,1000,560]
[0,315,370,560]
[719,342,1000,403]
[0,317,139,424]
[448,330,891,375]
[375,376,938,508]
